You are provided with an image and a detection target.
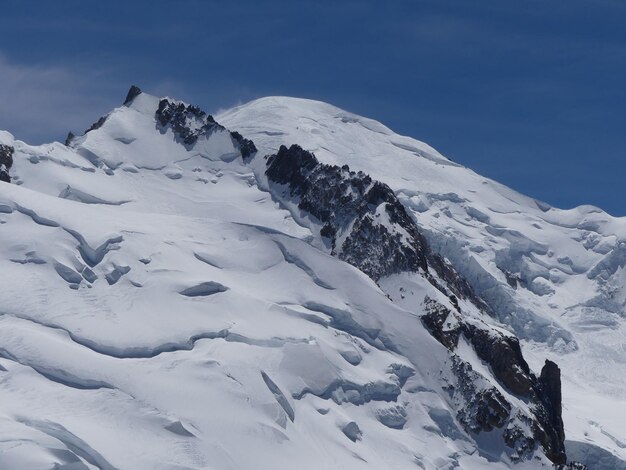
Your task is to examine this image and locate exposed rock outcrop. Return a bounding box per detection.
[0,144,14,183]
[156,99,222,146]
[264,145,487,312]
[421,296,461,350]
[537,360,566,465]
[447,355,511,434]
[462,322,534,397]
[260,144,568,464]
[261,144,569,462]
[124,85,143,106]
[266,144,428,279]
[230,130,257,161]
[422,296,567,464]
[155,98,256,158]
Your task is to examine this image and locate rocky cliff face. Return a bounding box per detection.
[538,360,567,464]
[154,95,256,158]
[263,144,569,465]
[156,98,223,146]
[266,144,428,278]
[422,297,567,464]
[265,145,487,310]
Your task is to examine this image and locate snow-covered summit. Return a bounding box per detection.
[0,87,622,469]
[220,94,626,468]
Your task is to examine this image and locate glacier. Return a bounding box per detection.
[0,87,623,469]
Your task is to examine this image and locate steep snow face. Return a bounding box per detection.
[0,90,569,469]
[257,143,568,464]
[219,96,626,468]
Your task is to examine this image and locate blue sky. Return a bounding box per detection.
[1,0,625,214]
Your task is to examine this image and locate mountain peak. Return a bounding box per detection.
[1,86,622,469]
[123,85,143,106]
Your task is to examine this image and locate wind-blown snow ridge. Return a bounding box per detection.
[0,86,621,469]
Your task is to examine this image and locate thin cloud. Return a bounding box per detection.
[0,54,126,144]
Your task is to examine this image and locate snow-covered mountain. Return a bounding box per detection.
[0,86,623,469]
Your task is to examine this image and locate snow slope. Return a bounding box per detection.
[0,88,619,469]
[219,96,626,468]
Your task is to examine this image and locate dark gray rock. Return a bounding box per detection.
[264,145,488,314]
[156,98,222,146]
[503,411,537,461]
[421,297,461,350]
[0,144,14,169]
[154,98,257,159]
[124,85,143,106]
[422,297,567,465]
[265,145,429,280]
[461,323,534,397]
[230,131,257,161]
[260,144,568,466]
[536,360,566,465]
[0,144,14,183]
[449,356,512,433]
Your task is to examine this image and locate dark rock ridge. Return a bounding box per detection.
[463,322,534,397]
[124,85,143,106]
[156,99,221,146]
[265,144,427,278]
[67,87,257,161]
[85,115,108,135]
[230,131,257,161]
[260,144,567,464]
[447,355,511,434]
[420,296,462,350]
[422,297,567,465]
[0,144,14,183]
[265,144,486,312]
[155,98,257,159]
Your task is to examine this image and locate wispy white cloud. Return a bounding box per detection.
[0,55,129,144]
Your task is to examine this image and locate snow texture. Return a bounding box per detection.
[0,89,621,469]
